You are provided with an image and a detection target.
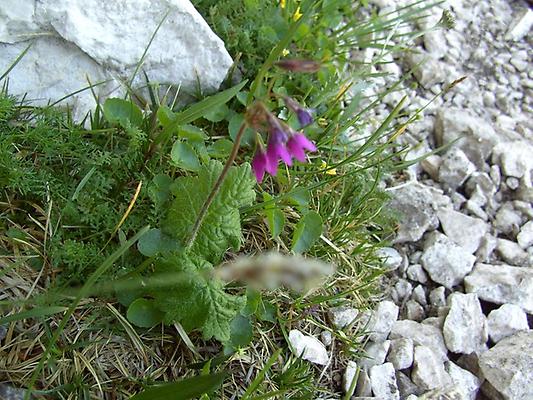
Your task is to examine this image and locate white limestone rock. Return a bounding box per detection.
[0,0,233,120]
[359,340,391,370]
[442,293,488,355]
[388,182,451,243]
[429,286,447,309]
[387,338,414,370]
[411,285,428,307]
[0,0,40,44]
[367,300,399,342]
[288,330,329,365]
[493,202,523,236]
[407,264,428,284]
[390,320,448,362]
[434,108,500,168]
[421,232,476,289]
[438,148,476,190]
[411,345,452,391]
[479,331,533,400]
[492,141,533,181]
[0,38,113,121]
[328,306,358,329]
[369,363,400,400]
[464,263,533,313]
[343,361,358,397]
[505,8,533,41]
[406,300,425,322]
[396,371,422,398]
[437,209,488,254]
[445,361,481,400]
[487,304,529,343]
[517,221,533,249]
[496,239,528,266]
[376,247,403,271]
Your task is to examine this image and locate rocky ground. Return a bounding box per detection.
[336,0,533,398]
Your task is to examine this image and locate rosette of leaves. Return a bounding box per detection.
[129,159,255,342]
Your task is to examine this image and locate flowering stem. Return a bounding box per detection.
[185,122,247,250]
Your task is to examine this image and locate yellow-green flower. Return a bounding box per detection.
[293,6,302,21]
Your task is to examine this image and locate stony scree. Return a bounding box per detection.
[464,263,533,313]
[388,182,451,243]
[444,361,482,400]
[436,209,488,254]
[389,320,448,362]
[386,338,414,370]
[479,330,533,400]
[411,345,452,391]
[487,304,529,344]
[369,362,400,400]
[366,300,399,342]
[336,0,533,398]
[442,293,488,354]
[420,232,476,289]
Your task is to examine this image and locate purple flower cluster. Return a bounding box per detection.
[250,98,317,183]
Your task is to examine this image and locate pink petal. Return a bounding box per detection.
[252,151,267,182]
[287,139,307,162]
[293,133,317,152]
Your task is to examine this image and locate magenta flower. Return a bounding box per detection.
[249,103,318,183]
[266,127,292,175]
[286,132,317,162]
[251,147,270,183]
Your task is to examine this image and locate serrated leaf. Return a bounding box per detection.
[127,298,164,328]
[171,141,201,171]
[130,372,226,400]
[152,255,245,342]
[103,98,143,128]
[291,211,323,253]
[163,160,255,263]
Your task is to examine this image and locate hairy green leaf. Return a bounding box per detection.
[163,160,255,263]
[152,255,245,342]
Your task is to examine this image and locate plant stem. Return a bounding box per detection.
[185,122,247,249]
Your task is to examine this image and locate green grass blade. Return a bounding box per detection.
[241,348,282,400]
[0,306,68,325]
[0,43,32,82]
[130,373,226,400]
[155,80,247,145]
